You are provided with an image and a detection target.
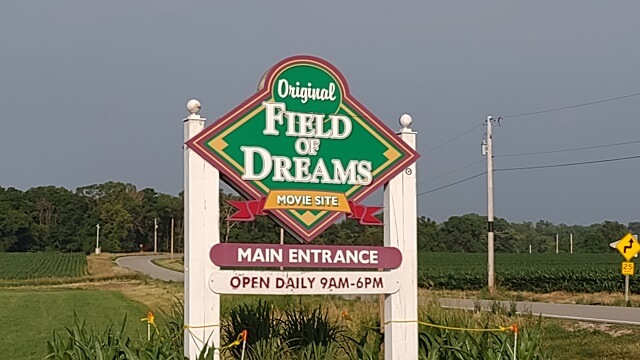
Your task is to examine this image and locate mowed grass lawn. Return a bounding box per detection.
[0,289,148,360]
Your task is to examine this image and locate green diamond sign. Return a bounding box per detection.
[187,55,419,242]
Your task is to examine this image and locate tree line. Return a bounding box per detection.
[0,182,633,253]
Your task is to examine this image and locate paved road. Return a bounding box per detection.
[116,254,183,282]
[439,298,640,326]
[116,258,640,325]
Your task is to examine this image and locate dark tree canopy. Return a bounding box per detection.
[0,182,633,253]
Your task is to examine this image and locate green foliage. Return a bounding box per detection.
[418,216,440,251]
[0,195,33,251]
[44,314,192,360]
[342,320,383,360]
[438,214,487,252]
[0,252,86,279]
[296,342,342,360]
[42,299,553,360]
[1,179,638,253]
[0,289,148,359]
[157,297,185,349]
[222,301,354,359]
[244,338,290,360]
[281,305,343,348]
[25,186,92,252]
[44,308,224,360]
[417,303,550,360]
[419,252,635,293]
[223,299,279,359]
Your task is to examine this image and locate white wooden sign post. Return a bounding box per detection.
[384,115,418,359]
[183,99,220,359]
[183,56,419,360]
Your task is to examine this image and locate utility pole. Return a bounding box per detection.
[570,233,573,254]
[171,217,175,259]
[95,224,101,254]
[154,218,158,253]
[556,234,559,254]
[483,115,495,293]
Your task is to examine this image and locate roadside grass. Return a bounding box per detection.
[5,253,640,359]
[0,289,148,360]
[417,298,640,359]
[421,287,640,307]
[152,256,184,273]
[6,286,640,359]
[542,320,640,359]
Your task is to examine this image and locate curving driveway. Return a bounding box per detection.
[116,254,183,282]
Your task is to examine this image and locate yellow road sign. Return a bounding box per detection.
[616,233,640,261]
[622,262,635,276]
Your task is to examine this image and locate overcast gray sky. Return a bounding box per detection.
[2,2,640,225]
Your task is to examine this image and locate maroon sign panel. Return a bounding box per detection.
[210,243,402,270]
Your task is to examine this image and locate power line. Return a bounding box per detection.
[349,115,483,159]
[417,172,486,197]
[496,139,640,158]
[501,91,640,119]
[495,154,640,172]
[416,153,640,196]
[420,123,483,156]
[418,90,640,162]
[415,91,640,197]
[419,90,640,176]
[391,91,640,195]
[417,159,484,185]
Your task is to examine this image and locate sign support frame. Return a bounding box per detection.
[625,274,630,303]
[184,102,221,360]
[613,234,639,305]
[183,63,419,358]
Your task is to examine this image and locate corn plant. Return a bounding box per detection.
[222,299,280,359]
[157,297,185,349]
[417,302,551,360]
[296,342,343,360]
[242,338,292,360]
[281,305,343,349]
[418,252,636,293]
[0,252,86,280]
[342,325,383,360]
[44,314,186,360]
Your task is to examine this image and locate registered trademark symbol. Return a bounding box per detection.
[405,168,412,175]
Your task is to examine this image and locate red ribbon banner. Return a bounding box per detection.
[347,201,383,226]
[227,197,267,221]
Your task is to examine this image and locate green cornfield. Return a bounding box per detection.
[418,252,636,293]
[0,252,87,280]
